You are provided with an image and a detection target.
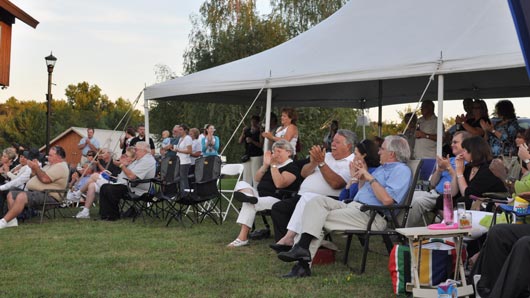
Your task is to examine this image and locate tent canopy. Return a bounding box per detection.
[145,0,528,109]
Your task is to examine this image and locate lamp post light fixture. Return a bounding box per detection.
[45,52,57,155]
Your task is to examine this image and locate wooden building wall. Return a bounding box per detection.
[0,18,12,86]
[49,131,83,167]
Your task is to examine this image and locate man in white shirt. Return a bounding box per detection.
[270,130,356,251]
[414,100,439,159]
[98,142,156,221]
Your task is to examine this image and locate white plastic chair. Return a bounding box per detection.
[218,163,244,222]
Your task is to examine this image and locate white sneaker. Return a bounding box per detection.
[227,238,249,247]
[66,191,80,203]
[75,208,90,219]
[0,218,18,229]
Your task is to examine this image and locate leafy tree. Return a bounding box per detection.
[150,0,359,162]
[269,0,347,37]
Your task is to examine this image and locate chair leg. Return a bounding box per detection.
[360,234,371,274]
[343,234,353,265]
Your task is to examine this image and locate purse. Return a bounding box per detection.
[240,154,250,163]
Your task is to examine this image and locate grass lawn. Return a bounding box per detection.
[1,189,398,297]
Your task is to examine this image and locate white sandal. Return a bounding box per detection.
[227,238,249,247]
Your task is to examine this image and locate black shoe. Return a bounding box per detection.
[278,244,311,262]
[282,262,311,278]
[269,243,292,253]
[234,192,258,204]
[249,228,271,240]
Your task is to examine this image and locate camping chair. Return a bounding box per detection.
[123,155,180,223]
[343,159,422,274]
[218,163,244,222]
[166,155,222,226]
[39,187,70,223]
[417,158,436,191]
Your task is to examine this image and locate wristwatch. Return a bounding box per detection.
[369,178,378,185]
[524,159,530,164]
[425,134,430,139]
[318,162,326,168]
[271,164,278,168]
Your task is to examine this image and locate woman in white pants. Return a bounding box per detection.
[227,139,300,247]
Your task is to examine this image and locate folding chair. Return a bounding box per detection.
[166,155,222,226]
[417,158,436,191]
[39,188,70,223]
[343,159,423,274]
[123,155,180,223]
[218,163,244,222]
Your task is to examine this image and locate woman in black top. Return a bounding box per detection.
[228,139,300,247]
[436,136,506,211]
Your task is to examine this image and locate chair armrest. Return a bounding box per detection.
[126,178,154,187]
[275,189,298,199]
[482,192,510,200]
[359,204,406,213]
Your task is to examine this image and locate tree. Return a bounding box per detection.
[150,0,355,162]
[269,0,347,37]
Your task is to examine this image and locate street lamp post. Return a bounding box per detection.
[45,52,57,154]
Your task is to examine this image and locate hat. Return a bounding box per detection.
[22,148,40,160]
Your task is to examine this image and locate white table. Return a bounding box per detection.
[396,227,474,298]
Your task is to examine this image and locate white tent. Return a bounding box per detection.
[145,0,528,108]
[144,0,529,154]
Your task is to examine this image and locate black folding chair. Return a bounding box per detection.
[166,155,222,226]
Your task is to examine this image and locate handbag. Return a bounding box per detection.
[240,154,250,163]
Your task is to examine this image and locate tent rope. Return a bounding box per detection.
[219,86,266,156]
[401,57,444,134]
[73,89,143,188]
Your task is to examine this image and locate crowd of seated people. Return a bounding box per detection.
[2,101,530,295]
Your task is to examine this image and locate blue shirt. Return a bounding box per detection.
[78,137,100,156]
[354,162,411,206]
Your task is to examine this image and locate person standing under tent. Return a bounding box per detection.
[239,115,264,186]
[262,108,299,158]
[414,100,439,159]
[201,124,220,156]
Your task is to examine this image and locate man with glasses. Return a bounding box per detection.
[98,142,156,221]
[276,136,411,277]
[0,146,69,229]
[406,131,471,227]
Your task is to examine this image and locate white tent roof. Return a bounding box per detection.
[145,0,529,108]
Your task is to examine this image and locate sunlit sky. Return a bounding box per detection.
[3,0,530,123]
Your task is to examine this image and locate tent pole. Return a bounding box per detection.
[144,88,150,144]
[436,75,444,156]
[264,88,272,150]
[378,80,383,137]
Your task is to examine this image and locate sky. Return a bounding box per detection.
[3,0,530,123]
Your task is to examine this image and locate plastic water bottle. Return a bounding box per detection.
[443,182,454,225]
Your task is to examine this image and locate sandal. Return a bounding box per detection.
[227,238,249,247]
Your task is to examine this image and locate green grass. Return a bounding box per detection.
[1,188,397,297]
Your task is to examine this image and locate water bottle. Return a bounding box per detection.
[443,182,454,225]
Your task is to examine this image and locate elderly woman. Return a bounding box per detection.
[480,100,519,157]
[435,135,506,211]
[0,148,17,185]
[227,139,301,247]
[262,108,299,157]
